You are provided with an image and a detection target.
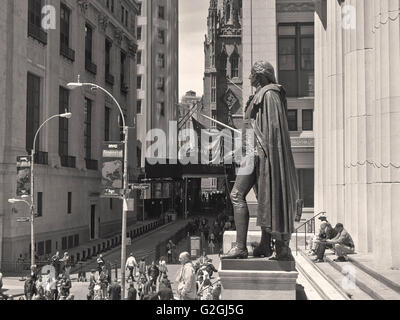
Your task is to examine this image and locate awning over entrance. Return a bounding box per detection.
[144,158,234,179]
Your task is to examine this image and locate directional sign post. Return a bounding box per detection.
[16,217,31,223]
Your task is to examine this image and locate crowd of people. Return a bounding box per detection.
[176,251,221,301]
[86,253,174,300]
[22,251,74,300]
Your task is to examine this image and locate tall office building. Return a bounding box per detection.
[0,0,139,269]
[136,0,179,167]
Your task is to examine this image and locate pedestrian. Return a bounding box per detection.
[125,252,138,282]
[51,251,61,278]
[176,252,197,300]
[59,275,71,300]
[138,258,147,280]
[97,254,105,274]
[87,269,96,300]
[127,282,137,300]
[157,278,174,300]
[212,280,222,300]
[45,271,57,300]
[61,252,71,278]
[99,265,109,299]
[0,270,3,292]
[24,276,36,300]
[108,279,121,301]
[148,261,159,287]
[158,257,168,283]
[33,276,46,300]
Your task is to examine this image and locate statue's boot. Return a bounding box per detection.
[221,207,249,260]
[253,228,273,258]
[270,239,294,261]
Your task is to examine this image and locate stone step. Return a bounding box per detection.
[294,251,350,300]
[325,256,400,300]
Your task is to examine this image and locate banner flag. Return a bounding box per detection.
[101,142,124,198]
[16,156,31,197]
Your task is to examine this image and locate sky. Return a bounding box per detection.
[179,0,210,99]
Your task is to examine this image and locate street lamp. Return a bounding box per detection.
[30,112,72,267]
[67,76,129,300]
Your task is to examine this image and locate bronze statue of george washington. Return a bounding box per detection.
[222,61,299,261]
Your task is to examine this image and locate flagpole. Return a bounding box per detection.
[196,112,241,134]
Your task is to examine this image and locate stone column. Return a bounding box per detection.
[372,0,400,268]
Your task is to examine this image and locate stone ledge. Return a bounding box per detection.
[221,258,295,272]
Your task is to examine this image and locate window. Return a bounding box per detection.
[158,6,165,19]
[105,107,110,141]
[157,53,165,68]
[120,51,127,87]
[137,26,142,40]
[211,110,217,128]
[28,0,42,28]
[38,242,45,256]
[74,234,80,247]
[298,169,314,208]
[230,54,239,78]
[137,75,142,89]
[85,24,93,62]
[26,73,41,153]
[287,110,298,131]
[278,23,314,97]
[121,6,128,27]
[84,98,92,160]
[138,2,142,15]
[110,199,113,210]
[137,100,142,114]
[60,3,74,61]
[107,0,114,12]
[211,75,216,103]
[158,29,165,44]
[157,77,165,92]
[28,0,47,44]
[45,240,52,255]
[157,102,165,117]
[59,87,69,156]
[137,51,142,65]
[37,192,43,217]
[302,109,313,131]
[105,39,112,76]
[68,235,74,249]
[68,192,72,214]
[62,237,67,250]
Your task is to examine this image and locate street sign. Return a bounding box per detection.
[123,199,134,211]
[126,237,132,246]
[16,156,31,196]
[129,183,150,190]
[101,142,124,198]
[16,217,30,223]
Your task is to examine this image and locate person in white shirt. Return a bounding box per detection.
[125,253,138,282]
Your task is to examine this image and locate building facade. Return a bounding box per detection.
[314,0,400,268]
[0,0,139,268]
[136,0,179,167]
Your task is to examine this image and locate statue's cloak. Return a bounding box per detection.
[246,84,299,239]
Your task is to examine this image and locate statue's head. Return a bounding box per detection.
[250,61,277,87]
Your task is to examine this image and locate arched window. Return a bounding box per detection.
[230,53,239,78]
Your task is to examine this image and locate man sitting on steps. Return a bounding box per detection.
[314,223,355,263]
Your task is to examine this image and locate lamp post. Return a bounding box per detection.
[67,77,129,300]
[30,112,72,267]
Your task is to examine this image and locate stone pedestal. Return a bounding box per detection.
[219,259,298,300]
[223,230,261,256]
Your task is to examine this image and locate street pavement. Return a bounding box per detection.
[1,219,193,300]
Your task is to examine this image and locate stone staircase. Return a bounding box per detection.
[294,248,400,300]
